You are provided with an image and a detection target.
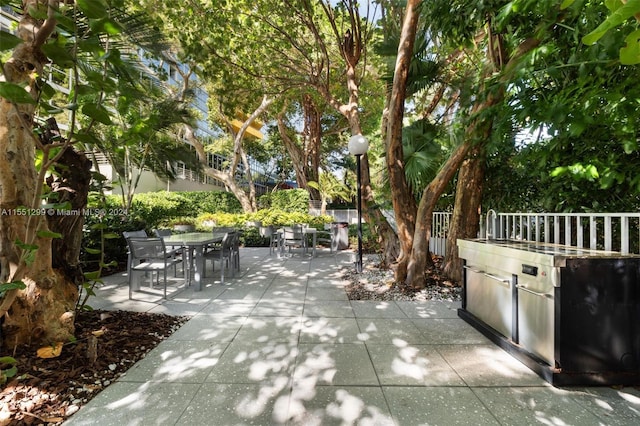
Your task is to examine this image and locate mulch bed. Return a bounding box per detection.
[0,310,188,425]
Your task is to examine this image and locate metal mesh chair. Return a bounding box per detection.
[259,225,279,255]
[126,237,183,299]
[152,228,173,237]
[317,223,339,253]
[125,229,181,277]
[282,225,305,255]
[203,231,236,283]
[123,230,148,239]
[230,230,241,274]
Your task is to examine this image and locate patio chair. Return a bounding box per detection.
[152,228,173,237]
[152,228,185,274]
[317,223,339,253]
[230,230,241,273]
[124,230,182,277]
[123,230,148,240]
[126,237,183,299]
[282,225,305,255]
[203,231,236,283]
[123,230,148,278]
[259,225,279,255]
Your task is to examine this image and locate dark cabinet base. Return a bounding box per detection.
[458,308,640,386]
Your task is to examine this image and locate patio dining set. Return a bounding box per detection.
[123,223,342,300]
[123,227,240,299]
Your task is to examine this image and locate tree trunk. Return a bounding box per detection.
[405,141,473,289]
[360,154,400,267]
[386,0,421,282]
[0,98,77,349]
[0,0,78,349]
[436,30,540,284]
[310,2,400,266]
[443,145,486,282]
[184,124,255,212]
[276,97,323,201]
[277,109,311,193]
[43,120,93,286]
[303,94,321,201]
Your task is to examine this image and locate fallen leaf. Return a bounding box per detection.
[36,342,63,359]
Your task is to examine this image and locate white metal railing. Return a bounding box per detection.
[431,212,451,256]
[310,209,640,257]
[315,209,453,256]
[484,212,640,254]
[319,209,360,224]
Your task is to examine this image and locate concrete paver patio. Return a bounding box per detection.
[64,247,640,425]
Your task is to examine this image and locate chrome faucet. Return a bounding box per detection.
[486,209,497,240]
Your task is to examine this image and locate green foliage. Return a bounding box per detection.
[578,0,640,64]
[483,136,640,213]
[402,119,446,196]
[199,209,333,229]
[0,30,22,51]
[258,189,309,213]
[81,199,145,275]
[127,192,191,228]
[167,216,197,227]
[195,212,245,228]
[0,82,36,104]
[109,191,242,229]
[250,209,308,227]
[346,223,379,254]
[0,356,18,385]
[0,281,26,298]
[241,227,265,247]
[182,191,243,215]
[308,171,352,207]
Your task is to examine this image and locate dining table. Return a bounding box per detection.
[276,226,317,258]
[162,232,225,291]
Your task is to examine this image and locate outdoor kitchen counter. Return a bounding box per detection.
[459,238,629,268]
[457,238,640,386]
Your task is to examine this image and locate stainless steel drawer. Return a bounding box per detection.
[517,283,555,366]
[465,265,512,338]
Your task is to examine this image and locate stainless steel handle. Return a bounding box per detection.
[483,272,511,284]
[463,265,484,274]
[517,285,553,299]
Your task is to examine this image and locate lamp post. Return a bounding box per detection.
[348,134,369,273]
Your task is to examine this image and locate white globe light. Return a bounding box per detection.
[348,134,369,156]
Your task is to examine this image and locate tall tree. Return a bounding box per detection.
[0,0,167,347]
[383,0,421,282]
[275,95,325,201]
[404,0,552,287]
[89,77,200,211]
[141,0,398,261]
[147,54,271,213]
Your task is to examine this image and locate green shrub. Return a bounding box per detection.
[181,191,242,214]
[348,223,379,254]
[195,212,248,229]
[249,209,331,228]
[258,189,309,213]
[242,227,267,247]
[81,208,145,273]
[86,191,243,230]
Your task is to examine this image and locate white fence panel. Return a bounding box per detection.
[485,211,640,254]
[313,209,639,257]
